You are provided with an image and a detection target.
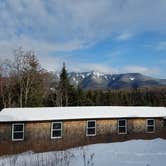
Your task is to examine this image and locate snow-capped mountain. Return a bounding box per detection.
[56,71,166,89]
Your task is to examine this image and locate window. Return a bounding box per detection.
[146,119,155,133]
[51,122,62,139]
[86,120,96,136]
[12,123,24,141]
[118,119,127,134]
[164,119,166,127]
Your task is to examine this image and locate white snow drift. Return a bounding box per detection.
[0,139,166,166]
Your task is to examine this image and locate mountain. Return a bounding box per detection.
[56,71,166,90]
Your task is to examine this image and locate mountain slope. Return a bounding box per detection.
[67,71,166,89]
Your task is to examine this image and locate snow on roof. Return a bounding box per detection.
[0,106,166,122]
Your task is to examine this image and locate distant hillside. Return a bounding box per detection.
[55,71,166,90]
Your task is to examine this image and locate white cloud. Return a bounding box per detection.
[0,36,84,60]
[0,0,166,76]
[1,0,166,47]
[156,41,166,51]
[67,63,118,74]
[64,63,160,77]
[116,32,133,41]
[122,65,160,75]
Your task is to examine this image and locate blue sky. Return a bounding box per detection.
[0,0,166,78]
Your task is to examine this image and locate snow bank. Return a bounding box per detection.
[0,139,166,166]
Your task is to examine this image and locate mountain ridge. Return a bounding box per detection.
[55,71,166,90]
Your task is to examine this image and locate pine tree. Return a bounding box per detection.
[58,63,70,106]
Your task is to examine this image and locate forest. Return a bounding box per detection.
[0,48,166,110]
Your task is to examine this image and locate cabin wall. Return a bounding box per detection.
[0,118,166,155]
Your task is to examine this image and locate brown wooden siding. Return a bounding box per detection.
[0,118,166,155]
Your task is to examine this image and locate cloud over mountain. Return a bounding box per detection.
[0,0,166,77]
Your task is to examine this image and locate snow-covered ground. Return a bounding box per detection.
[0,139,166,166]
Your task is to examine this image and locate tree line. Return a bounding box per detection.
[0,48,166,110]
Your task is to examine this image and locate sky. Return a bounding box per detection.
[0,0,166,78]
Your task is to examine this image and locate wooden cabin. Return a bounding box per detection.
[0,106,166,156]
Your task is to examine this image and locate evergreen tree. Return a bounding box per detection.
[58,63,71,106]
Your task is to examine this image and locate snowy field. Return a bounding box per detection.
[0,139,166,166]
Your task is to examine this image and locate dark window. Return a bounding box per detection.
[146,119,155,133]
[53,123,61,129]
[147,120,154,125]
[51,122,62,139]
[164,119,166,127]
[119,126,126,133]
[14,132,24,140]
[118,119,127,134]
[14,124,23,131]
[52,130,61,138]
[12,123,24,141]
[86,120,96,136]
[119,120,126,126]
[88,121,95,127]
